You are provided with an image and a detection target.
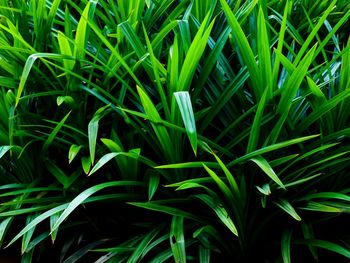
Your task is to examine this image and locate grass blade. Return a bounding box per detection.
[295,239,350,259]
[195,194,238,236]
[281,229,292,263]
[257,7,272,99]
[170,216,186,263]
[174,92,197,155]
[88,105,110,165]
[219,0,260,99]
[51,181,143,233]
[251,156,285,189]
[88,153,118,176]
[274,199,301,221]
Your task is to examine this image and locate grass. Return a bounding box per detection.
[0,0,350,262]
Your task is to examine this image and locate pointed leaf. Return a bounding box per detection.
[195,194,238,236]
[274,199,301,221]
[88,153,118,176]
[148,173,160,201]
[170,216,186,263]
[68,145,82,164]
[281,229,292,263]
[251,156,285,189]
[295,239,350,259]
[174,91,197,154]
[81,157,91,175]
[51,181,143,233]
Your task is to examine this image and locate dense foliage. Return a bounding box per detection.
[0,0,350,262]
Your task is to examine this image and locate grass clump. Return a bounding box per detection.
[0,0,350,262]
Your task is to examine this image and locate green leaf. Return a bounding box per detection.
[293,0,336,65]
[199,246,210,263]
[256,184,271,196]
[193,26,231,98]
[295,239,350,259]
[137,86,173,161]
[212,153,240,198]
[5,194,131,249]
[0,187,61,198]
[128,202,198,221]
[47,0,63,30]
[22,214,37,254]
[268,45,317,143]
[272,0,292,86]
[202,164,234,203]
[142,24,170,119]
[177,13,215,92]
[228,134,319,167]
[68,145,82,164]
[300,202,342,213]
[0,217,12,247]
[297,89,350,133]
[298,192,350,202]
[57,96,74,106]
[284,173,322,188]
[274,199,301,221]
[46,160,69,188]
[257,7,272,99]
[74,2,91,61]
[219,0,260,99]
[339,36,350,91]
[281,229,292,263]
[101,138,128,173]
[0,146,13,159]
[270,154,299,167]
[63,240,107,263]
[277,44,317,114]
[119,21,147,59]
[88,105,110,165]
[174,91,197,155]
[148,173,160,201]
[21,249,33,263]
[57,31,75,71]
[88,152,118,176]
[81,156,91,175]
[247,88,268,153]
[156,162,218,169]
[6,204,68,248]
[251,156,285,189]
[51,181,143,234]
[50,211,61,243]
[195,194,238,236]
[42,111,71,153]
[170,216,186,263]
[15,53,67,107]
[301,223,318,260]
